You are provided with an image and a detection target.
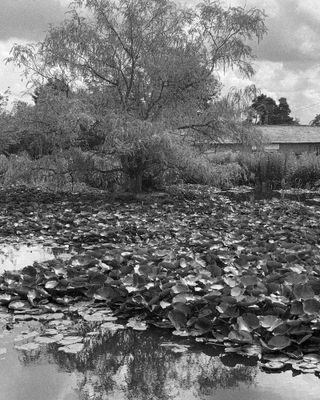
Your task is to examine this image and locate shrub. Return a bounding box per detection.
[237,151,296,189]
[289,153,320,188]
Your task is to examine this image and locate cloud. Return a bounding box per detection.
[0,39,31,104]
[0,0,68,41]
[246,0,320,71]
[220,60,320,124]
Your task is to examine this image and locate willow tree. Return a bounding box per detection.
[7,0,267,191]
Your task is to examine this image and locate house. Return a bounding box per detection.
[206,126,320,155]
[257,126,320,154]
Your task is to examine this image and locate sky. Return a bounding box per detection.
[1,0,320,124]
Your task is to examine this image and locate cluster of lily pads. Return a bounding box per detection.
[1,185,320,374]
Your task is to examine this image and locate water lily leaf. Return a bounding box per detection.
[172,293,201,303]
[228,330,253,344]
[168,309,187,330]
[160,343,189,353]
[45,280,59,290]
[194,317,213,333]
[171,282,190,294]
[224,277,237,287]
[93,285,121,301]
[39,313,64,321]
[160,301,171,309]
[293,284,315,300]
[82,312,116,322]
[14,331,39,343]
[15,342,40,352]
[35,334,64,344]
[290,300,303,315]
[303,299,320,315]
[172,330,190,337]
[126,318,147,331]
[272,322,291,336]
[173,302,191,317]
[8,300,30,311]
[244,313,260,327]
[0,348,7,356]
[295,334,312,345]
[259,315,283,331]
[267,335,291,350]
[263,354,289,362]
[289,324,312,336]
[239,344,262,357]
[241,275,258,287]
[262,361,285,370]
[303,353,320,363]
[231,287,244,297]
[216,303,239,318]
[58,336,83,346]
[100,322,125,332]
[58,343,84,354]
[0,294,13,305]
[44,329,59,336]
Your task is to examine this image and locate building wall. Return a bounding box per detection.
[205,142,320,156]
[278,143,320,154]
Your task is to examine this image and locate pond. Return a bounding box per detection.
[2,194,320,400]
[1,320,320,400]
[0,243,72,273]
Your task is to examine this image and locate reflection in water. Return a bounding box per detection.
[0,243,70,272]
[16,327,257,400]
[7,325,319,400]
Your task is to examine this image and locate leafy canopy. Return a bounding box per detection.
[7,0,267,128]
[250,94,294,125]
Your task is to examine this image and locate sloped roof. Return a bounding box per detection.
[258,126,320,143]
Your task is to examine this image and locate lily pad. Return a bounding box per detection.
[58,343,84,354]
[15,342,40,352]
[267,335,292,350]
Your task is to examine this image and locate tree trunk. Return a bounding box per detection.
[131,172,142,192]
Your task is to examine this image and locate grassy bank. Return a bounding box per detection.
[1,150,320,192]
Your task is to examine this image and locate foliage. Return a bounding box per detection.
[2,186,320,376]
[7,0,266,123]
[236,151,320,189]
[4,0,267,191]
[250,94,294,125]
[288,152,320,188]
[237,152,294,188]
[310,114,320,127]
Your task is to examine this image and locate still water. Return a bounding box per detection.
[1,225,320,400]
[0,243,71,273]
[1,323,320,400]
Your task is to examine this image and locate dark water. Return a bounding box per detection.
[1,322,320,400]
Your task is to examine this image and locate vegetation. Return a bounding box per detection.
[2,185,320,377]
[1,0,267,192]
[250,94,294,125]
[310,114,320,126]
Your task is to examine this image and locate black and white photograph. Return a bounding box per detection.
[1,1,320,399]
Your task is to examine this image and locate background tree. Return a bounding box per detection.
[251,94,294,125]
[6,0,267,191]
[310,114,320,126]
[275,97,293,125]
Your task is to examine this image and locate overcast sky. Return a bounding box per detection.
[1,0,320,124]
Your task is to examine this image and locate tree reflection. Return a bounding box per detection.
[17,326,258,400]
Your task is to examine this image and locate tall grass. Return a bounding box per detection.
[236,151,320,189]
[288,153,320,188]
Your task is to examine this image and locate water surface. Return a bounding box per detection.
[0,323,320,400]
[0,243,71,273]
